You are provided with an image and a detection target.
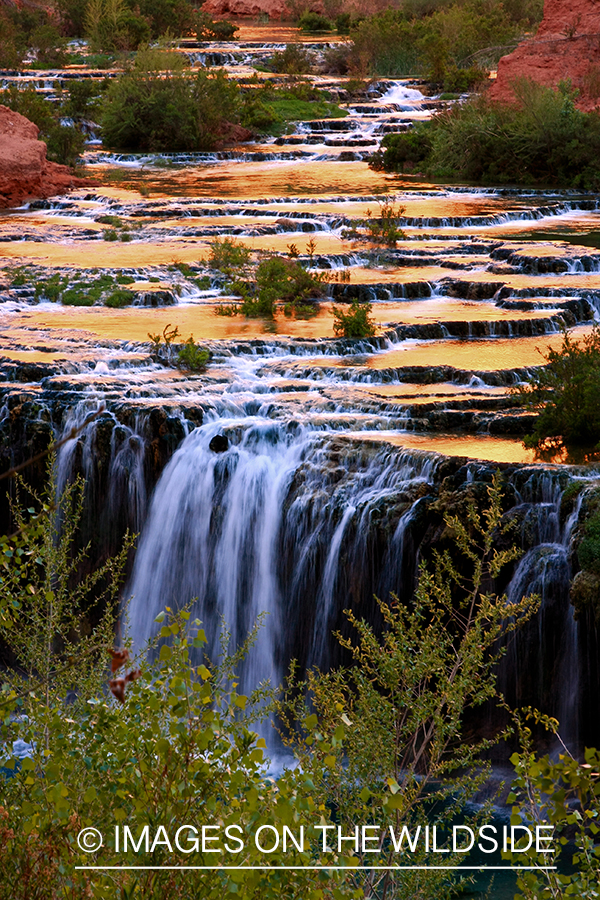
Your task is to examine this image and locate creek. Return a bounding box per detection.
[1,25,599,768]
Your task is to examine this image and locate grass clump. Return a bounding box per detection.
[332,300,376,338]
[105,289,134,308]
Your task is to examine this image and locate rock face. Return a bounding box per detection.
[202,0,288,19]
[0,106,89,208]
[489,0,600,111]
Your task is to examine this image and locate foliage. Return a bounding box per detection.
[509,714,600,899]
[84,0,151,52]
[1,87,85,168]
[147,322,180,351]
[101,55,240,152]
[332,300,376,338]
[208,237,251,273]
[195,11,238,40]
[104,288,134,308]
[348,0,530,79]
[267,43,313,75]
[369,125,433,174]
[577,510,600,576]
[518,325,600,449]
[278,473,540,899]
[234,257,323,318]
[58,0,199,43]
[176,336,210,372]
[0,602,346,900]
[362,199,406,246]
[298,11,333,33]
[374,80,600,188]
[0,5,67,69]
[0,475,128,706]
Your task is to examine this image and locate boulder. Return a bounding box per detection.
[489,0,600,111]
[0,105,91,209]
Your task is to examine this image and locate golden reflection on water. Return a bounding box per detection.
[344,431,539,464]
[5,300,568,344]
[361,328,593,371]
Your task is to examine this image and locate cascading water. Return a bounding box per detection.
[126,416,435,693]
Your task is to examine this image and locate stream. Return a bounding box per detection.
[1,27,599,797]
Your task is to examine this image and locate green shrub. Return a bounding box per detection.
[177,336,210,371]
[101,56,240,152]
[2,86,84,167]
[209,237,251,272]
[578,511,600,575]
[519,325,600,449]
[61,288,94,306]
[372,80,600,188]
[195,10,238,40]
[268,43,313,75]
[298,11,332,32]
[332,300,376,338]
[105,288,134,308]
[102,228,118,241]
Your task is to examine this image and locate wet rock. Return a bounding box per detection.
[133,290,176,307]
[0,106,92,208]
[209,433,229,453]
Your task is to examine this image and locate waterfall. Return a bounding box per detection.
[125,416,435,694]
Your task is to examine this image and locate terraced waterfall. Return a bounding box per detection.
[1,26,599,753]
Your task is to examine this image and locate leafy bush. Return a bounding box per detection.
[176,336,210,371]
[332,300,376,338]
[209,237,251,272]
[518,325,600,449]
[348,0,538,78]
[298,11,333,32]
[101,55,241,152]
[105,288,134,308]
[195,10,238,40]
[578,510,600,575]
[372,80,600,188]
[267,43,313,75]
[362,199,405,246]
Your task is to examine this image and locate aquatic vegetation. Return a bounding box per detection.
[208,238,251,273]
[332,299,376,338]
[176,336,211,372]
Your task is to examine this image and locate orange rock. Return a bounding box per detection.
[0,105,92,209]
[202,0,289,19]
[489,0,600,111]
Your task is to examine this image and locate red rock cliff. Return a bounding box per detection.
[0,106,90,208]
[489,0,600,110]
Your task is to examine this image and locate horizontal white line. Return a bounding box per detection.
[75,865,557,871]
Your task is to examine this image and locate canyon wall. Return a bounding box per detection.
[0,106,89,208]
[490,0,600,111]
